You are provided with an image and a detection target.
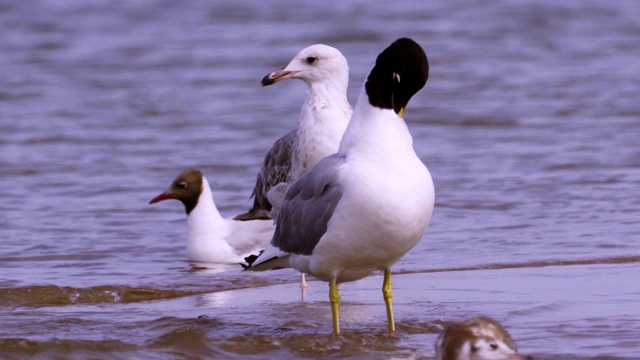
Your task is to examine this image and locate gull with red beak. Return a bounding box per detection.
[150,169,274,265]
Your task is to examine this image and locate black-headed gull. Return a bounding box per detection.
[245,38,434,334]
[150,169,274,265]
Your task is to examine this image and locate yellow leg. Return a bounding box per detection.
[382,269,395,332]
[329,276,341,334]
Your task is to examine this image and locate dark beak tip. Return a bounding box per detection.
[260,75,274,87]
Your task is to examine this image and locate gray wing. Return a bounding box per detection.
[272,154,345,255]
[233,130,295,221]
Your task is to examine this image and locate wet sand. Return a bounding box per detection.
[2,259,637,359]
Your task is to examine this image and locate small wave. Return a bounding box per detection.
[435,201,518,211]
[0,91,41,102]
[398,255,640,276]
[0,338,134,358]
[0,273,300,308]
[147,327,222,357]
[209,330,409,359]
[0,253,106,263]
[419,114,520,128]
[0,285,198,307]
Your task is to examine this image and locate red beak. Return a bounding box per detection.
[149,192,173,204]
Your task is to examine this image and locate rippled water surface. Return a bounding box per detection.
[1,0,639,359]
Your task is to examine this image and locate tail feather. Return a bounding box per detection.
[243,246,291,272]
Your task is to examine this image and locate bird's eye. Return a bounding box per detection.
[490,343,498,350]
[471,345,479,353]
[178,181,188,189]
[306,56,317,64]
[393,72,401,83]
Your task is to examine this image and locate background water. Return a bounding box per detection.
[1,0,639,359]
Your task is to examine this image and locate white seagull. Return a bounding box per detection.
[435,316,529,360]
[245,38,434,334]
[149,169,275,265]
[234,44,352,221]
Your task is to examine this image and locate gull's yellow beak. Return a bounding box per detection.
[397,107,405,118]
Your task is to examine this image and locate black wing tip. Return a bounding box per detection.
[242,251,264,271]
[245,253,260,265]
[232,210,272,221]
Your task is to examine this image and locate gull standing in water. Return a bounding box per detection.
[245,38,434,334]
[234,44,352,221]
[150,169,274,265]
[235,44,351,293]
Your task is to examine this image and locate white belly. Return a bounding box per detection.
[304,160,435,283]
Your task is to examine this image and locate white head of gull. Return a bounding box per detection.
[245,38,434,334]
[234,44,352,221]
[435,316,530,360]
[149,169,274,265]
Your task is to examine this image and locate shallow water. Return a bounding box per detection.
[1,0,639,358]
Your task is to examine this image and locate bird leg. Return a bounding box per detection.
[329,276,341,334]
[383,269,395,332]
[300,273,308,302]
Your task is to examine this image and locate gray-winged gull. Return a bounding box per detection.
[245,38,434,334]
[234,44,352,221]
